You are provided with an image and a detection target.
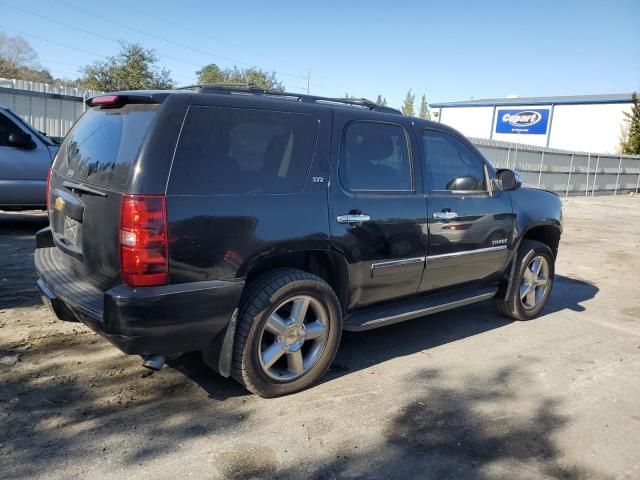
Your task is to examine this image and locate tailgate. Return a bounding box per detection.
[48,102,160,289]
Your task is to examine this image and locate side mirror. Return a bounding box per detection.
[445,175,479,191]
[496,169,522,191]
[8,132,36,150]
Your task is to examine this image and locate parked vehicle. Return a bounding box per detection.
[34,86,562,397]
[0,105,59,210]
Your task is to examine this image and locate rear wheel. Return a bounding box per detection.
[496,239,555,320]
[232,268,342,397]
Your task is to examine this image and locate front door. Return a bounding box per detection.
[418,128,514,292]
[329,111,428,309]
[0,111,51,207]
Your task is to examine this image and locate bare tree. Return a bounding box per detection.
[0,32,40,73]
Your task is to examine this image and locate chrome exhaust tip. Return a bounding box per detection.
[142,354,165,371]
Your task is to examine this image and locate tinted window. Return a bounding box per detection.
[169,107,318,195]
[53,104,159,190]
[340,122,411,191]
[423,130,486,191]
[0,113,23,147]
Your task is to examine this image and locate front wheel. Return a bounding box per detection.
[496,239,555,320]
[231,268,342,397]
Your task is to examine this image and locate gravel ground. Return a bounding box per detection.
[1,195,639,480]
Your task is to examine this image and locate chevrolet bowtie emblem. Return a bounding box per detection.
[54,197,65,210]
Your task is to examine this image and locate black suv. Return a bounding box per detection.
[35,86,562,397]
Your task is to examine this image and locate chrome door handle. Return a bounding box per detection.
[337,214,371,224]
[433,211,458,220]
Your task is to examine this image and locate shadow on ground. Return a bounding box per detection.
[1,211,602,478]
[0,332,249,479]
[276,364,609,480]
[0,211,48,309]
[322,274,598,380]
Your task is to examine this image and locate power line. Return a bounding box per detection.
[54,0,309,80]
[0,24,197,83]
[0,24,108,59]
[133,10,308,74]
[2,1,344,95]
[0,2,203,70]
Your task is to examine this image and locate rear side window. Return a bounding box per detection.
[54,104,159,190]
[339,121,412,192]
[168,107,319,195]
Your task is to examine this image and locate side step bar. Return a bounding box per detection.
[343,286,498,331]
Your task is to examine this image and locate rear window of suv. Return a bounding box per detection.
[54,104,159,190]
[168,106,319,195]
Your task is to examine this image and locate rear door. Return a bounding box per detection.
[329,110,428,309]
[0,110,52,207]
[418,128,514,292]
[48,100,166,289]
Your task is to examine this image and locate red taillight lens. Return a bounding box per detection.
[119,194,168,287]
[46,168,52,212]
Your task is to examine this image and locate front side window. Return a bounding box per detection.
[423,130,487,192]
[0,113,23,147]
[339,121,412,192]
[169,107,319,195]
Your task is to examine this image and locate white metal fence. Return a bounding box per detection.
[471,137,640,196]
[1,78,639,195]
[0,78,100,139]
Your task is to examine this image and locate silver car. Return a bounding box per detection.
[0,105,59,210]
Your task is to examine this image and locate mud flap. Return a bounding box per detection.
[202,308,238,377]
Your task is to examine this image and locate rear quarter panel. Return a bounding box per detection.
[166,99,332,284]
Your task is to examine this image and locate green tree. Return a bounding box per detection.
[196,64,284,91]
[418,94,430,119]
[375,94,388,106]
[620,92,640,155]
[401,89,415,116]
[80,42,174,91]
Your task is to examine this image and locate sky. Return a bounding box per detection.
[1,0,639,109]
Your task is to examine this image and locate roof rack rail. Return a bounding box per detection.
[178,83,402,115]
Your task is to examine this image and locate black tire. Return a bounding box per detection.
[496,239,555,321]
[231,268,342,397]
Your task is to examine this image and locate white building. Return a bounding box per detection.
[430,93,634,154]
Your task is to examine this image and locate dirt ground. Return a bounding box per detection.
[1,195,639,480]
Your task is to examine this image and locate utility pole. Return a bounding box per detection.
[307,67,311,95]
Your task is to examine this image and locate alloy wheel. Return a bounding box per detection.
[519,255,550,310]
[258,295,329,381]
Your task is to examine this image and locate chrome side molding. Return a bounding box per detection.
[427,245,507,260]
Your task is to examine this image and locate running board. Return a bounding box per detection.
[343,286,498,331]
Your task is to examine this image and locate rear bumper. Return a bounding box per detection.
[34,233,244,356]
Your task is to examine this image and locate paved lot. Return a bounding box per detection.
[1,195,639,480]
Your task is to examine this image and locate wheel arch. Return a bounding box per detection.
[239,249,351,313]
[498,221,562,302]
[518,221,562,259]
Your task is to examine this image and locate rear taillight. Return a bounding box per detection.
[46,168,52,212]
[119,194,168,287]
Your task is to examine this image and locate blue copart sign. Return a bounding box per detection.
[495,109,550,134]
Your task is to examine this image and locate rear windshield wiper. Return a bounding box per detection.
[62,180,107,197]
